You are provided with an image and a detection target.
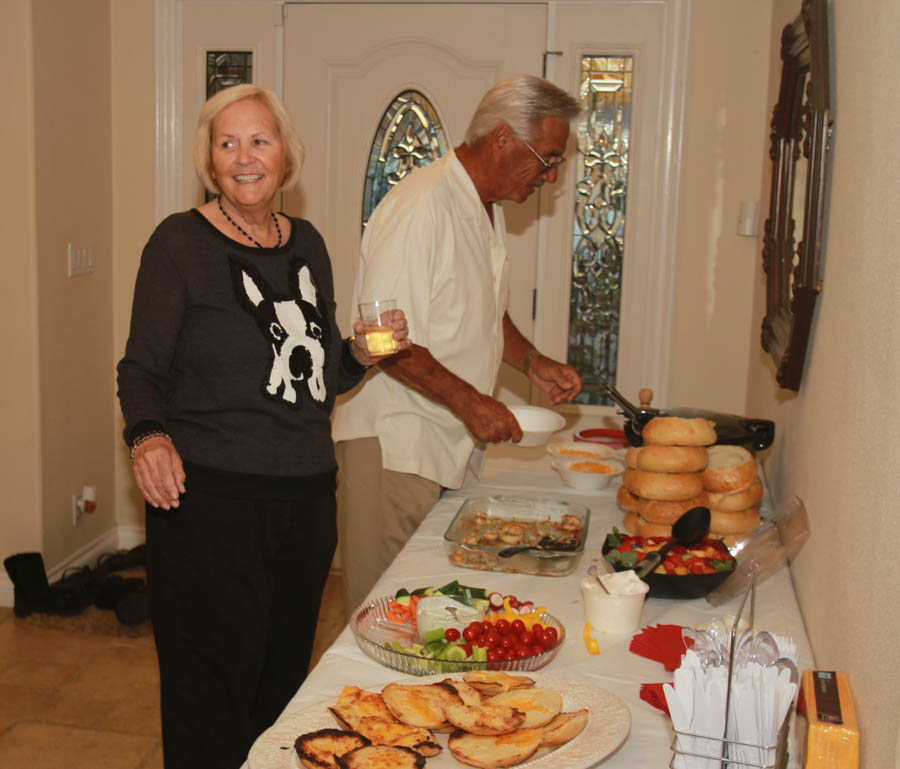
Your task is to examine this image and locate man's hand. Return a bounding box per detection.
[453,391,524,444]
[528,355,583,404]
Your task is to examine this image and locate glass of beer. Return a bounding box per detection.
[358,299,398,355]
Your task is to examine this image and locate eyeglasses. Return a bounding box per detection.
[517,136,566,173]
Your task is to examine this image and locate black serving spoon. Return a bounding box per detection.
[633,506,711,579]
[497,535,579,558]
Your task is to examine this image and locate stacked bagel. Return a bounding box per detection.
[702,445,763,544]
[617,417,717,538]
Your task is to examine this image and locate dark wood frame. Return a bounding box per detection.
[761,0,832,391]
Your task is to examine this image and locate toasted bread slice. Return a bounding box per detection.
[486,687,563,729]
[539,709,590,747]
[440,678,484,705]
[444,701,526,736]
[461,671,534,697]
[447,727,543,769]
[381,682,462,730]
[354,716,442,757]
[335,744,426,769]
[294,728,370,769]
[328,685,397,730]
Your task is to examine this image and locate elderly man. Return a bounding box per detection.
[333,74,583,614]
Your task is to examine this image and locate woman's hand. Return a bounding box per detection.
[350,308,411,366]
[131,436,186,510]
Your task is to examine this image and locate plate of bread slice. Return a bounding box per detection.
[248,670,630,769]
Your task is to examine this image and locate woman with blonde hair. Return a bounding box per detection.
[117,84,408,768]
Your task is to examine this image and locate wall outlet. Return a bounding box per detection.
[72,493,82,526]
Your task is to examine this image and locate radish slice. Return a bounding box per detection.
[488,592,505,609]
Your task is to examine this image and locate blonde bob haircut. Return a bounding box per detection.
[464,74,580,146]
[193,84,306,195]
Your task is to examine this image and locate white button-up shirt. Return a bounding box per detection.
[332,150,509,489]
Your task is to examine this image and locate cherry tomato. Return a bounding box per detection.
[444,627,460,642]
[462,626,479,642]
[540,626,558,648]
[502,648,517,661]
[510,619,526,636]
[515,647,531,659]
[487,648,503,662]
[483,630,501,649]
[495,618,510,636]
[530,644,544,656]
[519,630,535,647]
[500,636,516,651]
[531,623,544,637]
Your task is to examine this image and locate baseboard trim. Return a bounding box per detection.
[0,526,146,609]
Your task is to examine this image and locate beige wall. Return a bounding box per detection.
[746,1,900,766]
[670,0,774,414]
[0,0,43,557]
[30,0,116,567]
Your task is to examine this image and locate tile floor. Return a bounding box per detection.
[0,570,346,769]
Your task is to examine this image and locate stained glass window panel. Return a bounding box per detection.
[206,51,253,98]
[569,56,633,405]
[362,90,448,230]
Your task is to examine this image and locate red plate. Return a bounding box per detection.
[573,428,628,449]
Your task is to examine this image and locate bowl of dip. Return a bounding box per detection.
[553,457,624,491]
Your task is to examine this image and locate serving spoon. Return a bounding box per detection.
[633,506,711,580]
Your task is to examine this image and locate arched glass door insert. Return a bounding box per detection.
[569,56,633,405]
[361,90,448,231]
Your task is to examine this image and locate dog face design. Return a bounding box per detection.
[231,258,328,406]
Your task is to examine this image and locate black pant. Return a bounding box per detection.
[146,488,337,769]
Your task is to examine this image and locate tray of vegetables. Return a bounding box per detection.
[602,528,736,600]
[349,580,565,675]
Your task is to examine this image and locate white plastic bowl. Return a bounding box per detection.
[507,405,566,447]
[553,457,625,490]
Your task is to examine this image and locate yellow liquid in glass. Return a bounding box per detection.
[364,327,397,355]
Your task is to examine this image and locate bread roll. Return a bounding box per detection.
[623,510,673,539]
[641,416,717,447]
[625,444,709,473]
[709,507,761,536]
[638,492,709,525]
[623,468,704,501]
[616,484,641,512]
[707,478,763,511]
[702,445,757,492]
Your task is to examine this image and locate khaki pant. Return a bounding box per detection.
[336,437,441,618]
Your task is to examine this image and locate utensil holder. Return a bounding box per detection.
[669,577,792,769]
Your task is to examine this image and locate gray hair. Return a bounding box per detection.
[193,84,306,195]
[464,74,581,145]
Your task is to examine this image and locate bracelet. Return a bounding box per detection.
[523,350,542,376]
[129,430,172,461]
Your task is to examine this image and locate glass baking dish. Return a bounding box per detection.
[443,495,590,577]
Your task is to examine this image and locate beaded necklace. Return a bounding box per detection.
[217,196,282,248]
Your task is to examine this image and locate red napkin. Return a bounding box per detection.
[630,624,692,671]
[639,682,670,716]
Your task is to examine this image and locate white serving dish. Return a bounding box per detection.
[506,405,566,447]
[553,457,624,491]
[547,440,625,460]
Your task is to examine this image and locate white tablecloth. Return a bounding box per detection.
[245,437,814,768]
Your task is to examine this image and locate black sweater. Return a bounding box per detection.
[117,210,365,496]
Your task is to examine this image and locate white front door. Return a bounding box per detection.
[283,2,546,403]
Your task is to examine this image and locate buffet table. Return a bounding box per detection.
[245,432,815,769]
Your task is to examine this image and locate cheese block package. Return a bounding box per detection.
[798,670,859,769]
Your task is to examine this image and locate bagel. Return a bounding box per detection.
[638,492,709,526]
[703,445,757,492]
[641,416,717,447]
[709,507,761,536]
[623,510,673,539]
[707,478,763,511]
[623,468,704,501]
[616,484,641,512]
[625,445,709,473]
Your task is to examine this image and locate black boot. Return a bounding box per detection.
[94,575,145,610]
[3,552,52,618]
[48,566,102,615]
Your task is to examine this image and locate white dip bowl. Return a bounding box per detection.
[506,405,566,447]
